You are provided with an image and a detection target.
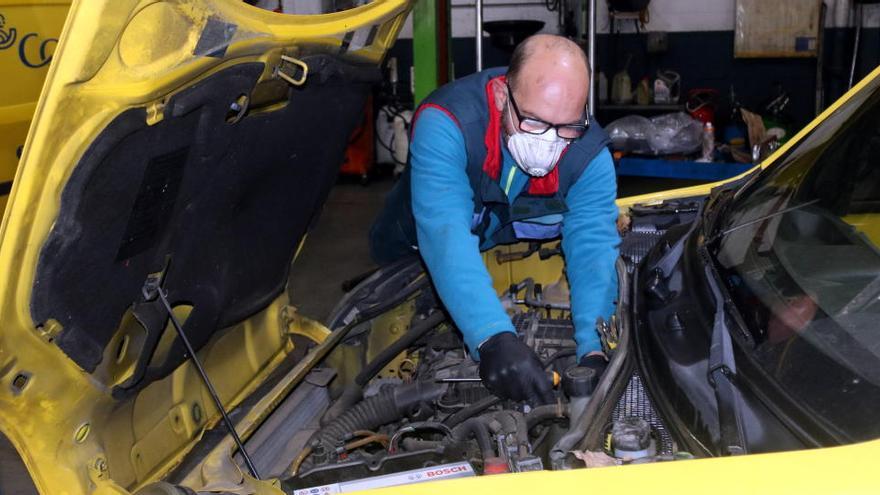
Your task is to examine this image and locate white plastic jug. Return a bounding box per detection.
[611,69,632,104]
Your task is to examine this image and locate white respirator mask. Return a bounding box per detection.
[506,129,568,177]
[504,99,568,177]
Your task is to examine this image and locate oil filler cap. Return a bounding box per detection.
[562,365,598,398]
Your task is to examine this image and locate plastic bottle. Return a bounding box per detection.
[699,121,715,162]
[598,72,608,103]
[653,77,670,104]
[636,77,651,106]
[612,69,632,104]
[391,110,413,176]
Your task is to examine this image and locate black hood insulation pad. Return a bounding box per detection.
[31,56,378,395]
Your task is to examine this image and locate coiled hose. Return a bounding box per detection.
[289,381,445,476]
[317,388,403,451]
[291,380,445,475]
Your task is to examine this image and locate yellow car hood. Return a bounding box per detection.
[0,1,408,493]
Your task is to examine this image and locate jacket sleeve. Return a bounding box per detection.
[561,148,621,358]
[410,108,515,358]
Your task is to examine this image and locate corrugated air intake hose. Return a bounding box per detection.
[317,380,446,453]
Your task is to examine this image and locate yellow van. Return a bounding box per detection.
[0,0,68,214]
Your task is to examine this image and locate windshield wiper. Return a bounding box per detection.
[703,263,748,456]
[707,198,821,245]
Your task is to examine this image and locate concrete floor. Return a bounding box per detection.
[0,170,704,493]
[288,176,395,322]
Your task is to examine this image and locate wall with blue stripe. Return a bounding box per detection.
[387,26,879,133]
[385,1,880,134]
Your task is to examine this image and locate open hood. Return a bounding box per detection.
[14,0,408,393]
[0,0,408,492]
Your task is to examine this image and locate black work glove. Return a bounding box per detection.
[478,332,555,404]
[579,353,608,378]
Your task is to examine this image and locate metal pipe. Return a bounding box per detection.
[389,422,453,452]
[588,0,597,112]
[816,1,826,115]
[509,278,571,310]
[476,0,484,71]
[849,3,862,89]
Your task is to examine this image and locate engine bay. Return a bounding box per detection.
[219,220,696,493]
[285,309,581,491]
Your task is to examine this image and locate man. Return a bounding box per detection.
[370,35,619,404]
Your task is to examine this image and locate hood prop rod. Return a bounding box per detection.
[142,275,261,480]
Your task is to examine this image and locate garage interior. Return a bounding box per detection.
[2,0,880,493]
[285,0,874,321]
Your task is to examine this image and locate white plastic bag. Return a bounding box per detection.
[607,115,653,154]
[648,112,703,155]
[607,112,702,155]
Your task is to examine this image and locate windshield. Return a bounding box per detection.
[712,74,880,442]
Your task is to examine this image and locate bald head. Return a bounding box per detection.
[493,35,591,135]
[507,34,590,92]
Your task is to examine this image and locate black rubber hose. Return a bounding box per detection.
[321,386,363,426]
[355,276,429,323]
[322,311,446,424]
[341,267,380,293]
[525,404,570,430]
[443,396,501,428]
[452,418,494,460]
[317,381,445,451]
[495,410,529,455]
[318,389,400,450]
[327,259,428,332]
[355,311,446,386]
[542,349,576,368]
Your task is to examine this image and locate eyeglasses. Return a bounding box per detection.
[506,83,590,140]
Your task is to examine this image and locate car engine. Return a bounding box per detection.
[225,249,648,495]
[227,214,695,494]
[282,307,585,492]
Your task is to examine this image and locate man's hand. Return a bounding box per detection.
[478,332,555,404]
